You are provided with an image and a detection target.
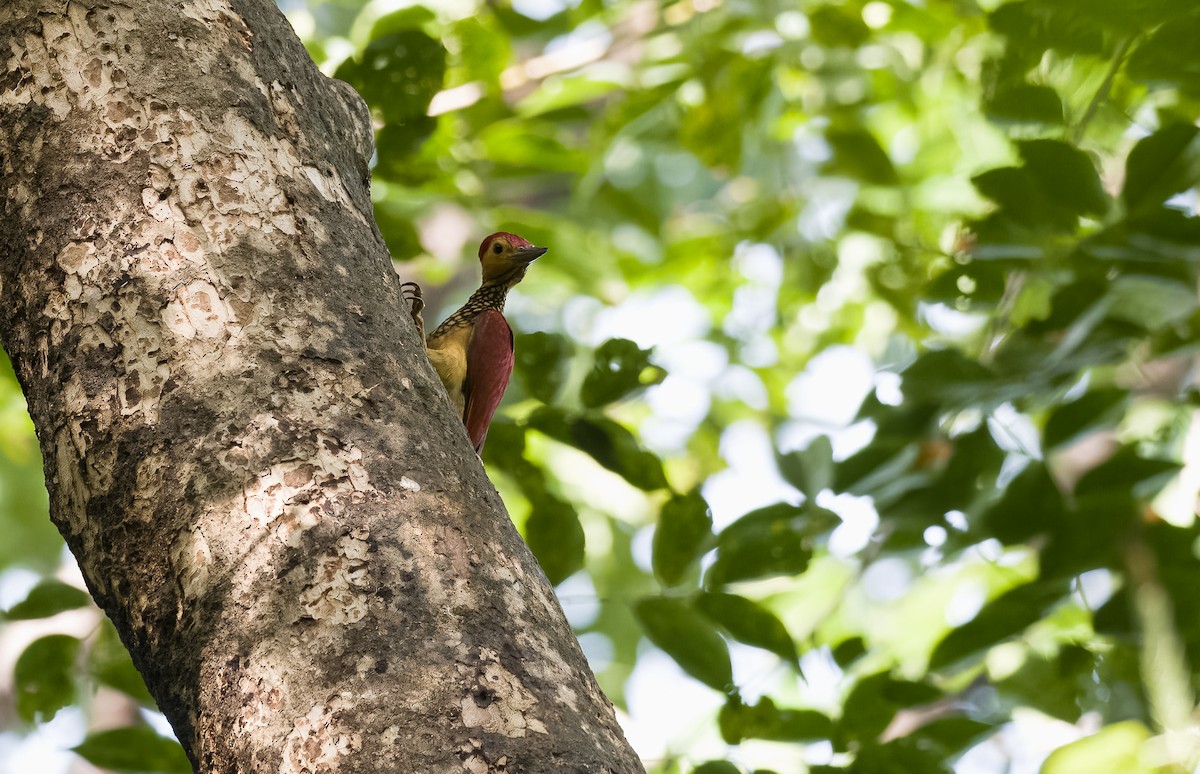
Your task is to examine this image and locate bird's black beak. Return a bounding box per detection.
[515,246,547,263]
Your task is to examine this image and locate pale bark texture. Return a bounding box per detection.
[0,1,643,772]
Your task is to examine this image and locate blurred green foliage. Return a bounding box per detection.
[4,0,1200,771]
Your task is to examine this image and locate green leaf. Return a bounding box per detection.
[808,4,871,48]
[824,128,898,185]
[972,140,1108,230]
[1043,388,1128,449]
[0,352,59,572]
[835,442,923,502]
[572,415,668,490]
[1094,522,1200,671]
[988,2,1107,57]
[839,672,943,744]
[1107,275,1200,330]
[478,120,586,174]
[706,503,832,587]
[1017,139,1108,217]
[981,462,1066,545]
[679,54,773,168]
[886,426,1004,531]
[528,408,668,491]
[524,494,585,585]
[374,198,424,259]
[692,762,742,774]
[580,338,663,409]
[1127,10,1200,97]
[994,644,1095,722]
[1043,492,1141,578]
[4,580,90,620]
[1126,206,1200,248]
[1078,207,1200,267]
[776,435,833,500]
[335,30,446,130]
[652,491,713,587]
[481,419,528,467]
[696,593,798,666]
[634,597,732,691]
[718,695,832,744]
[972,166,1073,231]
[928,580,1071,670]
[983,82,1064,125]
[367,6,436,38]
[1122,123,1200,212]
[73,726,192,774]
[1075,447,1181,500]
[900,350,1007,409]
[373,122,440,183]
[1141,522,1200,667]
[517,73,627,117]
[89,620,155,705]
[14,634,80,723]
[1040,721,1155,774]
[514,331,572,403]
[908,716,993,758]
[450,17,511,86]
[832,637,867,668]
[846,741,951,774]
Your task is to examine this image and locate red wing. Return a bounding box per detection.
[464,309,515,452]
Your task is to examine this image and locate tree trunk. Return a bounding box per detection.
[0,1,643,772]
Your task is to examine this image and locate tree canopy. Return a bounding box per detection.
[4,0,1200,772]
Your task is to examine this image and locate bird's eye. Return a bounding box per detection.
[492,243,503,254]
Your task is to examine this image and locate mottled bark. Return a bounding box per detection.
[0,2,643,772]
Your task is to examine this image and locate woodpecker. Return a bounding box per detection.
[403,232,547,452]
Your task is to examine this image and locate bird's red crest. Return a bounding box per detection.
[478,231,534,259]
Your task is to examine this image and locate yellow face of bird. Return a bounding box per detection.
[478,232,548,285]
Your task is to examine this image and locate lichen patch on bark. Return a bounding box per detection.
[298,528,372,625]
[179,0,254,43]
[280,697,362,774]
[170,527,213,602]
[457,738,513,774]
[162,279,237,340]
[459,647,548,739]
[220,431,371,539]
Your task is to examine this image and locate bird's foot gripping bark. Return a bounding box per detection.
[401,281,426,341]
